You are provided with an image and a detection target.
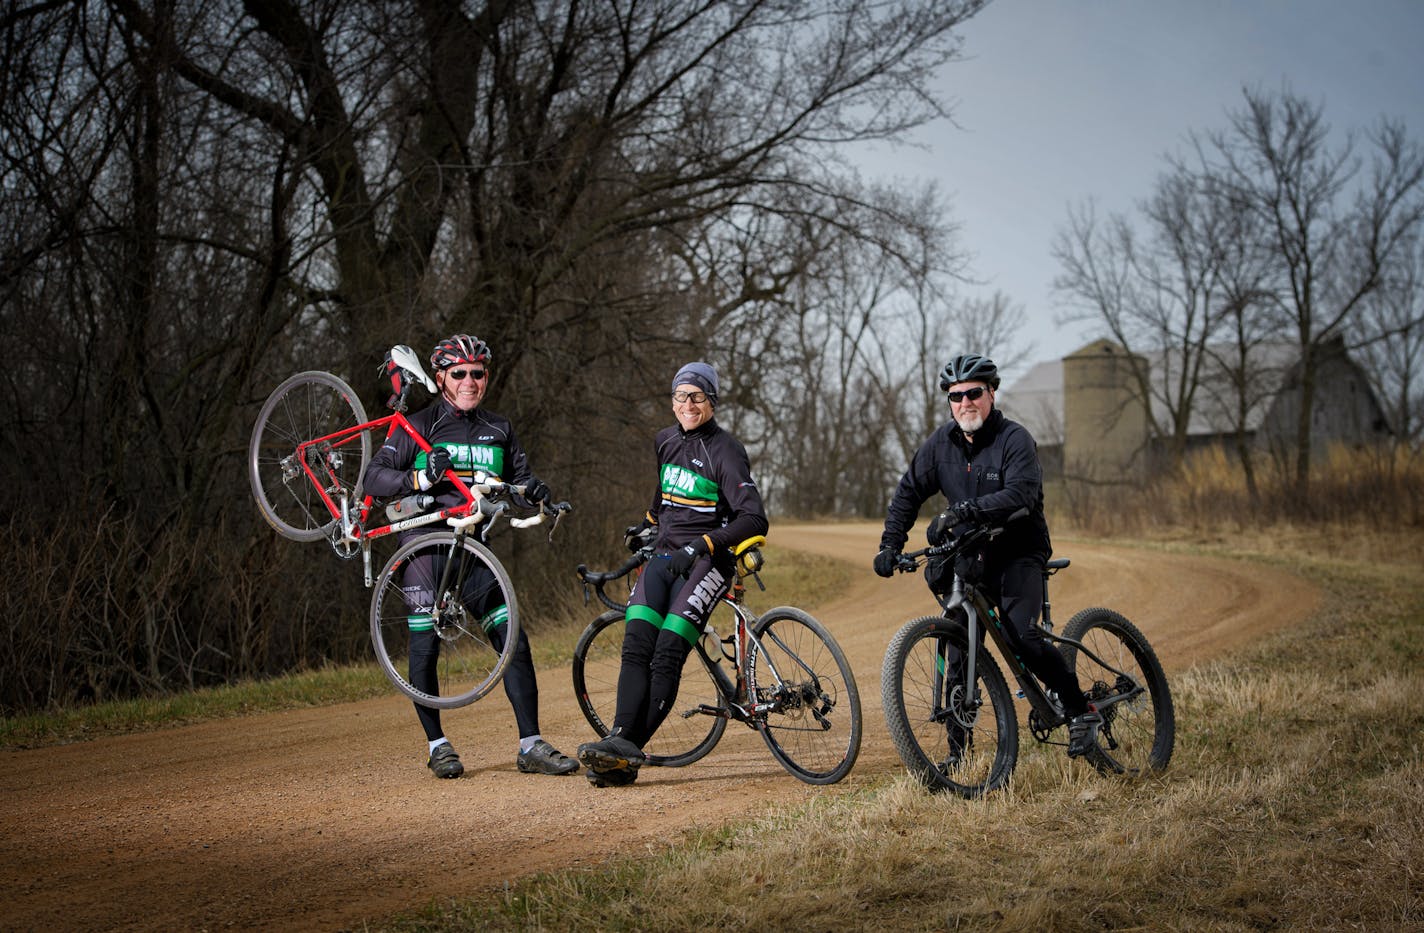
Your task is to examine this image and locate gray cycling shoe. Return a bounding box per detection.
[577,732,645,774]
[1066,710,1104,758]
[517,739,579,775]
[427,742,464,779]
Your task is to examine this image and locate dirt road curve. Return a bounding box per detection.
[0,523,1316,931]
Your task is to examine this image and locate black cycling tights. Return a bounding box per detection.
[409,624,539,742]
[982,557,1088,716]
[613,617,697,746]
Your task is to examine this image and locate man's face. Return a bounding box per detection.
[948,380,993,434]
[438,362,488,411]
[672,382,713,430]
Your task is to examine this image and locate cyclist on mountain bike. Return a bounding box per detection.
[872,352,1102,760]
[577,361,769,787]
[362,334,578,779]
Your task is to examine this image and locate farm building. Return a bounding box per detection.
[998,336,1393,482]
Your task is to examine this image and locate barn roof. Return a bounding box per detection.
[999,340,1303,444]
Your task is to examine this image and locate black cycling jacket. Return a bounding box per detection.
[363,398,535,510]
[879,408,1051,560]
[645,418,768,555]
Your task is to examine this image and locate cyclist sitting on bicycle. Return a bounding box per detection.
[577,361,768,787]
[362,334,578,779]
[872,352,1102,759]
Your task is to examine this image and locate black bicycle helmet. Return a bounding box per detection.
[430,334,492,371]
[939,353,1000,391]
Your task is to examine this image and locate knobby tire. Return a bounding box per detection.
[751,607,862,785]
[881,615,1018,797]
[1059,607,1175,776]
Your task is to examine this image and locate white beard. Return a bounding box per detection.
[954,410,985,434]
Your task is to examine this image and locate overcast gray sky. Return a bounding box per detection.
[854,0,1424,382]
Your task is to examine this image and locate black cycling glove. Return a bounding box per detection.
[523,476,550,504]
[420,447,453,489]
[668,539,706,575]
[623,518,656,552]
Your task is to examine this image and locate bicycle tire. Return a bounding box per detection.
[249,371,370,542]
[1059,607,1175,776]
[370,532,519,709]
[881,615,1018,797]
[570,609,726,768]
[750,607,862,785]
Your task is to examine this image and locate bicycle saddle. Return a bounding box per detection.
[389,344,436,392]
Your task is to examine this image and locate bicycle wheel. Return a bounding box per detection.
[249,371,370,542]
[571,609,726,768]
[1060,607,1175,776]
[750,607,862,785]
[881,615,1018,797]
[370,532,519,709]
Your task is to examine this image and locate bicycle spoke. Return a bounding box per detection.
[370,533,519,709]
[751,608,861,785]
[249,372,369,542]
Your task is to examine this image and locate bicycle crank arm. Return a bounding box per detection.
[685,703,732,720]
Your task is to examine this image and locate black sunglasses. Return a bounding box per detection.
[946,386,987,403]
[448,368,487,381]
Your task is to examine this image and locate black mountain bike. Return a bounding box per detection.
[880,516,1175,797]
[573,537,862,785]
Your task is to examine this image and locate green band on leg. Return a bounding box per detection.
[663,614,703,646]
[626,604,665,629]
[480,604,509,633]
[408,614,434,632]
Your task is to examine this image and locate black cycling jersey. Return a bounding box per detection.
[645,418,768,553]
[364,398,535,507]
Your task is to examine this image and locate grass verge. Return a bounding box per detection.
[371,543,1424,932]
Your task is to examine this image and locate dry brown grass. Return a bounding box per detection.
[378,522,1424,932]
[1052,445,1424,567]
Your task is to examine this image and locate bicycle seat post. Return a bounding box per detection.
[1040,571,1054,632]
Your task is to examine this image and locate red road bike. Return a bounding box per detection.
[248,347,570,708]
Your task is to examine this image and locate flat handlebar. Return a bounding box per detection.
[894,506,1029,573]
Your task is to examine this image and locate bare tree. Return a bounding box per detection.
[1354,234,1424,448]
[1204,88,1424,493]
[1052,163,1241,472]
[0,0,990,709]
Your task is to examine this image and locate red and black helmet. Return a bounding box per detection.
[430,334,492,371]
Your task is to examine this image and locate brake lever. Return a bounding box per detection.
[543,500,572,543]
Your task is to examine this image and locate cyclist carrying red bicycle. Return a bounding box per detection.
[872,353,1102,760]
[362,334,578,779]
[577,361,768,787]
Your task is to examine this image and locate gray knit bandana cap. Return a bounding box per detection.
[672,361,719,405]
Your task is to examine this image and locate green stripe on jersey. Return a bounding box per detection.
[660,463,719,503]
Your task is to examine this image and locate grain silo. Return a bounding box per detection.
[1062,339,1149,483]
